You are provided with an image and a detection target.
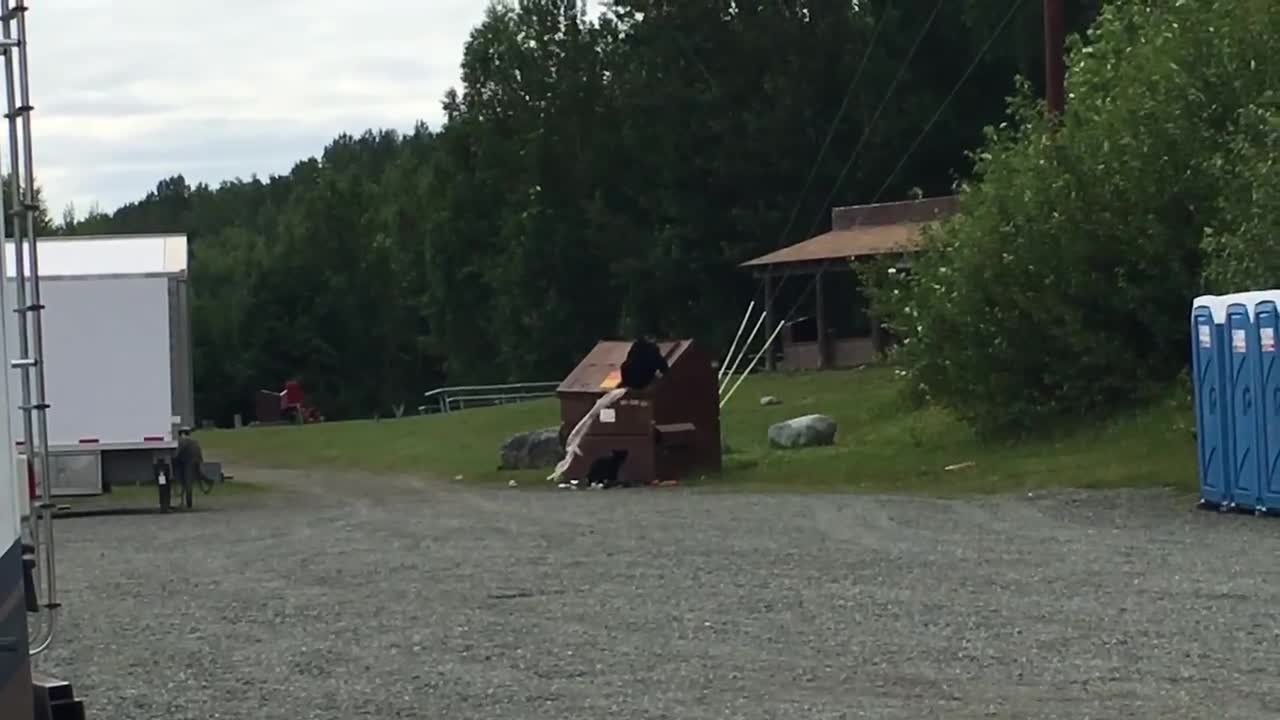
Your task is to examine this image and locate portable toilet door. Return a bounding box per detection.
[1254,292,1280,512]
[1191,296,1231,507]
[1225,294,1264,509]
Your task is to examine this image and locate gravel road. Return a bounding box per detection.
[32,470,1280,719]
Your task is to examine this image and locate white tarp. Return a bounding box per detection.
[5,234,187,278]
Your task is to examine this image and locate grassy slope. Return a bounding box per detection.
[199,367,1198,496]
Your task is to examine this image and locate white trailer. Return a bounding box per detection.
[0,304,30,712]
[5,234,194,496]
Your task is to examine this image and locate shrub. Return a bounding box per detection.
[872,0,1280,437]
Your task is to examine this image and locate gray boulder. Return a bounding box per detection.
[500,427,564,470]
[768,415,837,449]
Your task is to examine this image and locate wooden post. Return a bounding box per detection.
[815,269,828,370]
[764,269,776,371]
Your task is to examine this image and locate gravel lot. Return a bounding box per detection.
[32,470,1280,719]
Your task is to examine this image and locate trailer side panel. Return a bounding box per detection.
[8,276,175,448]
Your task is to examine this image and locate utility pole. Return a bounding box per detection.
[1043,0,1066,116]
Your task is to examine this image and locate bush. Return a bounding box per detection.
[1203,103,1280,290]
[872,0,1280,437]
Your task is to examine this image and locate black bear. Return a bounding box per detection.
[587,449,630,488]
[619,337,669,391]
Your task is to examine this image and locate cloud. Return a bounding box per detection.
[27,0,491,215]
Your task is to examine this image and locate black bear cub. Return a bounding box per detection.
[587,449,630,488]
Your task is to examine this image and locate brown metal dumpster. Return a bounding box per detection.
[557,339,721,486]
[254,390,282,424]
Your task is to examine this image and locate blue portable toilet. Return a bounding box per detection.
[1252,291,1280,512]
[1225,292,1266,510]
[1191,294,1232,507]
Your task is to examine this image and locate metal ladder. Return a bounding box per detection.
[0,0,57,658]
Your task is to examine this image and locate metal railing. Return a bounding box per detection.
[421,382,559,414]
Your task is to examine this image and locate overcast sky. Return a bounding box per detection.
[31,0,496,217]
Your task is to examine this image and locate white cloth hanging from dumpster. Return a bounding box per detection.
[548,387,628,483]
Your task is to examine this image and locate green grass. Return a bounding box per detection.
[200,400,558,483]
[199,367,1198,496]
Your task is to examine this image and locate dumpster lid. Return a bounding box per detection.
[558,340,692,394]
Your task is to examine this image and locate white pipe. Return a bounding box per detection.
[719,309,767,396]
[720,320,786,409]
[718,300,756,382]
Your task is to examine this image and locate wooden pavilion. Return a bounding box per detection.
[740,196,957,371]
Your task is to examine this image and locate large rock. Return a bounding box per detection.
[768,415,837,449]
[500,427,564,470]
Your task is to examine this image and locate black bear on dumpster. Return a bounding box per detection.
[620,337,669,391]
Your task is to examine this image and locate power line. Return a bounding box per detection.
[801,0,946,241]
[759,0,946,323]
[868,0,1030,205]
[771,4,892,252]
[750,0,1028,371]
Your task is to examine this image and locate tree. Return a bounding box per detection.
[874,0,1280,436]
[60,202,75,232]
[56,0,1106,424]
[0,174,53,236]
[1202,98,1280,289]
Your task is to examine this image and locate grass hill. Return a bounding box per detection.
[200,367,1197,496]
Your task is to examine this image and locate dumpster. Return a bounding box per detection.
[1253,291,1280,512]
[557,339,721,486]
[1191,294,1231,507]
[1225,292,1265,510]
[254,389,282,424]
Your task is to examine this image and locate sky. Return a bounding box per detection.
[30,0,497,217]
